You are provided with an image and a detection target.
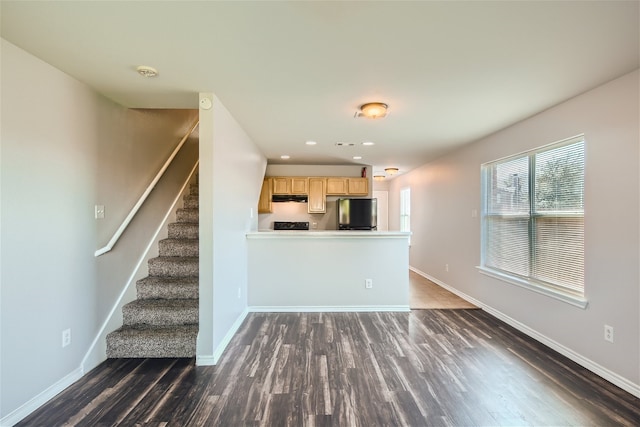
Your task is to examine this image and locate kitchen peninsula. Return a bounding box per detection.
[246,230,410,311]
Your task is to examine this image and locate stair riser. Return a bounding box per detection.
[159,240,199,257]
[123,307,198,326]
[149,260,198,277]
[176,208,198,223]
[168,223,199,239]
[183,195,199,209]
[107,333,196,358]
[137,283,199,300]
[189,185,198,196]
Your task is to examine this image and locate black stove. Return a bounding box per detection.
[273,221,309,231]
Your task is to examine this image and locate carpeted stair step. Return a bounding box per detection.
[168,223,199,239]
[183,194,199,209]
[137,276,199,300]
[189,183,198,196]
[148,256,198,277]
[158,238,199,257]
[123,299,198,326]
[176,208,198,223]
[106,324,198,358]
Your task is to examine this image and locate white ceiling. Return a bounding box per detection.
[2,1,638,176]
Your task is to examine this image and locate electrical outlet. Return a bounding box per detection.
[95,205,105,219]
[604,325,614,343]
[62,329,71,348]
[445,264,449,272]
[365,279,373,289]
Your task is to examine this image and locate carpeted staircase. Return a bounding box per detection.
[106,179,199,358]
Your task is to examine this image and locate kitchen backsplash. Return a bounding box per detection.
[258,199,339,230]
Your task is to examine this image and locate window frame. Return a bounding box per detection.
[478,135,588,309]
[400,187,411,244]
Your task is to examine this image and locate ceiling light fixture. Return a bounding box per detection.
[356,102,388,119]
[305,141,317,145]
[280,155,290,160]
[385,167,399,175]
[353,156,362,160]
[374,175,386,181]
[136,65,158,78]
[362,141,375,146]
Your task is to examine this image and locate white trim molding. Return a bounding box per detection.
[0,368,83,427]
[249,305,411,313]
[410,266,640,399]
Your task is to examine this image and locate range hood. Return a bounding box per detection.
[272,194,308,203]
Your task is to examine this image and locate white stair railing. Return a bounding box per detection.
[95,120,199,257]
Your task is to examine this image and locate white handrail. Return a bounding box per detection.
[95,120,200,257]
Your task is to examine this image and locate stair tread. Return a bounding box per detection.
[149,256,199,263]
[125,299,198,310]
[137,276,199,285]
[109,324,199,336]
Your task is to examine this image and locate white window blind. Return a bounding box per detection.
[482,136,585,296]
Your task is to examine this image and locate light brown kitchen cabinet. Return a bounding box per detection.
[347,178,368,195]
[291,178,308,194]
[258,178,273,213]
[272,177,308,194]
[326,177,368,196]
[307,178,326,213]
[326,178,348,195]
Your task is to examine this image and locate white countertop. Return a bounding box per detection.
[247,230,411,239]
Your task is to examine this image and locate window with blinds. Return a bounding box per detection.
[481,136,585,297]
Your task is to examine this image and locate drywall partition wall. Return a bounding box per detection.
[389,70,640,394]
[198,93,266,364]
[0,38,199,423]
[1,38,97,421]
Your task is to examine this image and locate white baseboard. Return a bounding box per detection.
[0,367,83,427]
[409,266,640,398]
[248,305,411,312]
[197,308,250,366]
[212,308,250,363]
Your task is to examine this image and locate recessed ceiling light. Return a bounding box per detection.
[353,156,362,160]
[136,65,158,77]
[362,141,375,146]
[305,141,317,145]
[280,155,290,159]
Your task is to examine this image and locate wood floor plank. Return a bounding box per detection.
[16,310,640,427]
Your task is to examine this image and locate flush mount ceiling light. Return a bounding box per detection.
[280,155,290,160]
[136,65,158,77]
[305,141,317,145]
[353,156,362,160]
[374,175,386,181]
[385,167,399,175]
[355,102,388,119]
[362,141,375,146]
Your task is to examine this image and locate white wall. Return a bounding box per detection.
[198,94,267,363]
[389,70,640,394]
[0,38,198,422]
[247,234,410,309]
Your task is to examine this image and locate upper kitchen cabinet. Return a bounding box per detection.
[347,178,368,195]
[307,178,326,213]
[272,177,308,195]
[326,177,368,196]
[258,178,273,213]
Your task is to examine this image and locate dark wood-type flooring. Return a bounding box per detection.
[17,310,640,426]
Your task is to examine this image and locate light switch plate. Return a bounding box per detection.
[95,205,105,219]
